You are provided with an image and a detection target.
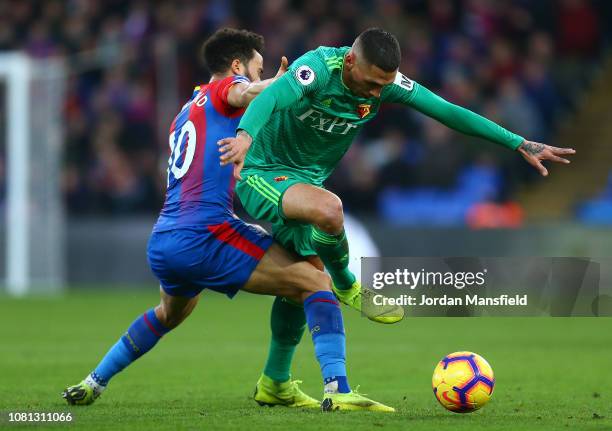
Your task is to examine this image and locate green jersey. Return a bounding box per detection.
[238,46,523,186]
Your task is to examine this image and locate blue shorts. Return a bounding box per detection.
[147,219,273,298]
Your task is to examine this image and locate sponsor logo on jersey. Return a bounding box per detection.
[357,103,371,118]
[274,176,288,182]
[297,108,359,135]
[296,65,315,85]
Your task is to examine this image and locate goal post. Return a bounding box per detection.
[0,52,66,296]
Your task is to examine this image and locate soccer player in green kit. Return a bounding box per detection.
[219,28,575,408]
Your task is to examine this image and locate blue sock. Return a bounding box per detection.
[303,291,350,394]
[91,308,170,386]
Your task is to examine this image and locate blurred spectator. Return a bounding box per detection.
[414,118,464,188]
[557,0,600,58]
[496,78,545,141]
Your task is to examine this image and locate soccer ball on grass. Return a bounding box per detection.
[432,351,495,413]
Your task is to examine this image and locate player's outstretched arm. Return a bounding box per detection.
[409,85,576,176]
[385,78,576,176]
[226,56,289,108]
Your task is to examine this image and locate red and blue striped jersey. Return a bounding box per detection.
[153,75,250,232]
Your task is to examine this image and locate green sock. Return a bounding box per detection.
[311,227,356,290]
[263,297,306,382]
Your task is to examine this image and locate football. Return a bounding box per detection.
[432,351,495,413]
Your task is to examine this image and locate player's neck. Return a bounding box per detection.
[209,72,234,83]
[341,58,351,89]
[340,59,358,95]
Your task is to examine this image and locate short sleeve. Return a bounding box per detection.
[209,75,250,117]
[217,75,250,105]
[285,49,332,98]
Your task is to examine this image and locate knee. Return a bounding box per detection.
[300,270,332,296]
[313,194,344,233]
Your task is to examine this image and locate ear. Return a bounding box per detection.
[345,51,355,69]
[230,58,242,75]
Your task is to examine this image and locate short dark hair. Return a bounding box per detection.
[201,28,264,74]
[355,28,401,72]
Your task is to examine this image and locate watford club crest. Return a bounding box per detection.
[274,176,288,182]
[357,103,371,119]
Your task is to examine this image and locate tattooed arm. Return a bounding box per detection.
[517,140,576,177]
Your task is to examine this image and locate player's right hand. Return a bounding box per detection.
[274,56,289,79]
[218,131,253,180]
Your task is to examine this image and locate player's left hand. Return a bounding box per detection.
[517,140,576,177]
[218,131,252,180]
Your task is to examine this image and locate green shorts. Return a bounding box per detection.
[235,170,317,257]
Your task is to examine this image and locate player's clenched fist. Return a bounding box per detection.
[218,130,253,180]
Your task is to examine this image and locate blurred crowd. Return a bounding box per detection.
[0,0,610,224]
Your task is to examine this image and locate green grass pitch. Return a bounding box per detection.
[1,289,611,430]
